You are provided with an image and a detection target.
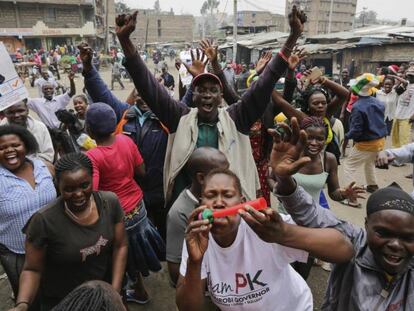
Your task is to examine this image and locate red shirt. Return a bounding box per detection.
[87,135,144,213]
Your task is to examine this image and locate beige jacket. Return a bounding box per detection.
[163,108,260,202]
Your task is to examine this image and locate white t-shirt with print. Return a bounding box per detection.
[180,216,313,311]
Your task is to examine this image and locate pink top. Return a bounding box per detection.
[87,134,144,213]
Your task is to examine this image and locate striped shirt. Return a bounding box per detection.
[0,158,56,254]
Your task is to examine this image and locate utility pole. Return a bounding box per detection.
[233,0,237,62]
[144,13,149,52]
[328,0,334,33]
[362,7,367,27]
[105,0,110,53]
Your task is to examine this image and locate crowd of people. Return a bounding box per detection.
[1,5,414,311]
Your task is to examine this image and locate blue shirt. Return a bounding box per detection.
[0,158,56,253]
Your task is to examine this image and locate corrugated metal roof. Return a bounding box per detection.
[219,31,289,49]
[307,25,414,42]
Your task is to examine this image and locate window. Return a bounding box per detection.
[157,19,161,37]
[45,8,57,21]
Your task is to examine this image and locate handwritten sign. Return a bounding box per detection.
[0,41,29,111]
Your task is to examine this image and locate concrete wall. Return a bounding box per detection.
[131,14,194,45]
[285,0,357,35]
[0,2,94,29]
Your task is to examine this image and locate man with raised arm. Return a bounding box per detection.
[115,6,307,205]
[271,117,414,311]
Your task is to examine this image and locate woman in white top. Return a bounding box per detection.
[176,167,354,311]
[376,76,399,136]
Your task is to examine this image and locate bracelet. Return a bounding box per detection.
[15,301,30,308]
[278,51,289,62]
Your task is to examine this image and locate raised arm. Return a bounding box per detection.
[79,43,129,122]
[284,47,307,102]
[228,6,307,133]
[324,78,350,117]
[115,12,187,132]
[199,39,241,104]
[271,89,306,121]
[67,71,76,97]
[267,118,359,241]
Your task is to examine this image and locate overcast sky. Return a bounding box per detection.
[122,0,412,22]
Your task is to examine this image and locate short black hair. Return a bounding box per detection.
[0,124,38,155]
[203,168,242,195]
[55,152,93,182]
[73,94,89,104]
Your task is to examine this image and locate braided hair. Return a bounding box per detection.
[301,116,327,138]
[51,281,124,311]
[297,86,331,114]
[55,152,93,182]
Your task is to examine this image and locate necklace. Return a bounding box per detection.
[64,196,94,222]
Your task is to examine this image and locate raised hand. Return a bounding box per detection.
[268,117,311,177]
[199,39,218,63]
[115,11,138,40]
[185,206,212,263]
[183,49,208,77]
[288,5,307,37]
[340,182,366,202]
[68,71,75,80]
[288,46,307,70]
[239,206,286,243]
[256,51,272,75]
[77,43,93,66]
[174,58,182,71]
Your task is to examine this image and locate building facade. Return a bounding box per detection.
[220,11,285,36]
[0,0,114,53]
[130,10,194,46]
[285,0,357,35]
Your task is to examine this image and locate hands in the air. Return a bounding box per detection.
[255,51,273,75]
[288,46,308,71]
[288,5,307,37]
[268,117,311,177]
[115,11,138,40]
[183,49,208,77]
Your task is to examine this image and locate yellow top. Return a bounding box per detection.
[355,137,385,152]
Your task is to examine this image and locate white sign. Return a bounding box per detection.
[0,42,29,111]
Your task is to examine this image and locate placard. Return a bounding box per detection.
[0,41,29,111]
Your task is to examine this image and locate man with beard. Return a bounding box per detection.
[115,6,307,206]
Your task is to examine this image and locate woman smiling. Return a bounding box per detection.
[0,125,56,302]
[11,153,127,311]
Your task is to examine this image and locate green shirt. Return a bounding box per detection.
[170,122,219,204]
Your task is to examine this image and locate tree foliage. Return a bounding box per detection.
[115,1,130,14]
[200,0,220,16]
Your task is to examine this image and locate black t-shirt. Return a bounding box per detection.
[23,191,124,301]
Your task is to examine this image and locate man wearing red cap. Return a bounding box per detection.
[115,7,307,206]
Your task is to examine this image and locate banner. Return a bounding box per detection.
[0,42,29,111]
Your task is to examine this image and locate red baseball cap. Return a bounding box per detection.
[192,72,223,90]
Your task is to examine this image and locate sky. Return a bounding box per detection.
[122,0,413,22]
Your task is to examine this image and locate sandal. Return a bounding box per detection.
[340,199,361,208]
